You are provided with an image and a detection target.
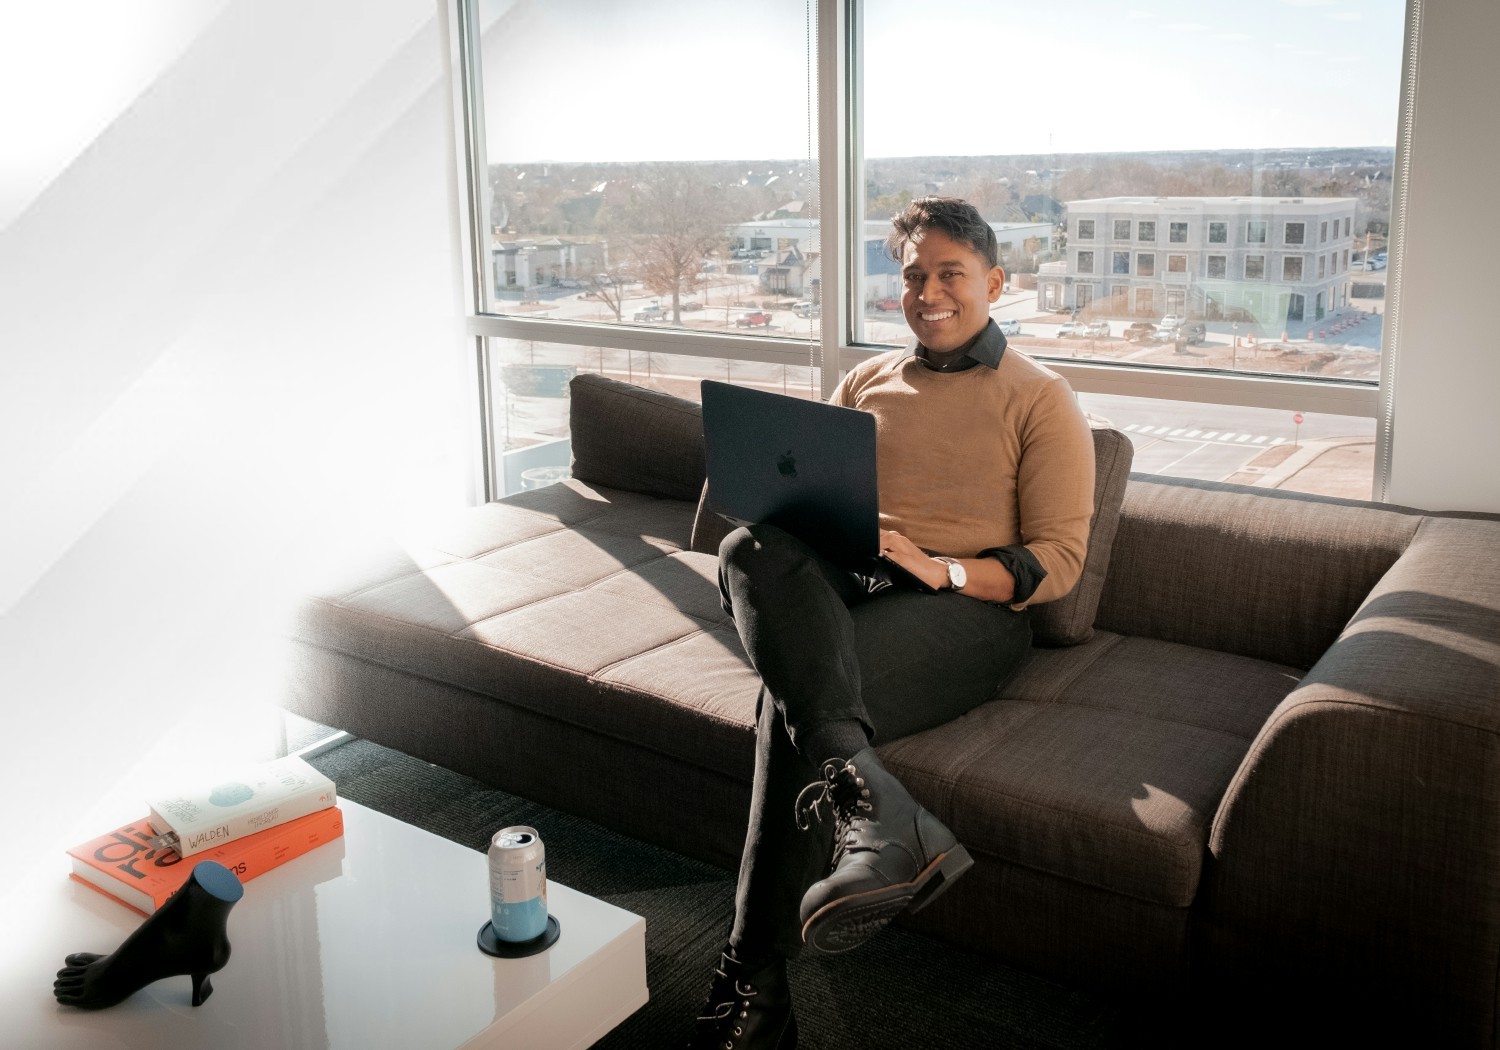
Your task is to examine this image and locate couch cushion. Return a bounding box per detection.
[690,481,736,556]
[1030,426,1133,647]
[877,632,1302,907]
[1094,478,1421,670]
[569,374,706,502]
[294,480,761,781]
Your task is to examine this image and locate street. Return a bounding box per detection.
[495,280,1376,492]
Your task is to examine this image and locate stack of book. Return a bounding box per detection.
[67,755,342,915]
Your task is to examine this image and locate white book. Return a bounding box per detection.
[146,755,338,856]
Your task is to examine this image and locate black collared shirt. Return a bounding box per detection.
[910,317,1008,373]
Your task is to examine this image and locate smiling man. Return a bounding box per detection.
[688,198,1096,1050]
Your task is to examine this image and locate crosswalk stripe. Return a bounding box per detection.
[1119,425,1292,447]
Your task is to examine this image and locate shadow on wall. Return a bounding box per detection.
[0,0,470,888]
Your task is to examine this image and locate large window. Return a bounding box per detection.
[471,0,817,340]
[459,0,1407,501]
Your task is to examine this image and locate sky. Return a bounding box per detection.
[480,0,1407,163]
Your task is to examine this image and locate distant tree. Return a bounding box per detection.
[867,189,913,220]
[581,267,631,323]
[1262,168,1307,197]
[603,165,734,324]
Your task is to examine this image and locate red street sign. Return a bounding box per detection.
[1293,413,1305,425]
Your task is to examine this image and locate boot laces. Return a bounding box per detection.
[794,758,874,859]
[691,961,758,1048]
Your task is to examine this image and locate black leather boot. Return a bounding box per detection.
[686,949,798,1049]
[796,746,973,954]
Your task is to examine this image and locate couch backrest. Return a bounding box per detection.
[1094,476,1423,670]
[569,373,706,502]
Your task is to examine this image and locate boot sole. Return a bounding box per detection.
[800,844,974,954]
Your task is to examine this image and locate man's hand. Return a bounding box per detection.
[879,530,949,592]
[878,530,1019,602]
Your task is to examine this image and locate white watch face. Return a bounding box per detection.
[947,560,967,590]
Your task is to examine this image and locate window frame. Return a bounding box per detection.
[452,0,1388,504]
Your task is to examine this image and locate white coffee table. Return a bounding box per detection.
[1,799,647,1049]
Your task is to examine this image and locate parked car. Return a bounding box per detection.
[633,304,668,322]
[1057,321,1088,337]
[735,310,772,328]
[679,300,703,312]
[1124,321,1158,343]
[874,297,901,312]
[1154,321,1207,345]
[1158,314,1184,330]
[995,318,1021,336]
[793,301,820,318]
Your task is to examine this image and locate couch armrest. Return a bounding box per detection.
[1199,516,1500,1042]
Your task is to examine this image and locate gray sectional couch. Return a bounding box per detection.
[286,373,1500,1044]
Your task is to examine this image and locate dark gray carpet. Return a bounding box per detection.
[304,736,1146,1049]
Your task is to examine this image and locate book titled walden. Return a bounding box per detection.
[147,755,337,856]
[68,806,345,915]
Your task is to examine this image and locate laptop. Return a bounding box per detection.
[699,379,937,593]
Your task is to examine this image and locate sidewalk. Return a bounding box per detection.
[1223,436,1377,501]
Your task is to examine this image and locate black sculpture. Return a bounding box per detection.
[55,859,243,1009]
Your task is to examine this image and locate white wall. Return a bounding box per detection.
[0,0,471,877]
[1383,0,1500,511]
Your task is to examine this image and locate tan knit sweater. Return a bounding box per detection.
[829,346,1096,606]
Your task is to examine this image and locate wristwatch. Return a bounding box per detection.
[934,557,967,592]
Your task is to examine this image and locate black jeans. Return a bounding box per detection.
[717,523,1034,962]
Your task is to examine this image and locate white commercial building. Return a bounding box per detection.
[727,218,1054,300]
[1040,196,1358,327]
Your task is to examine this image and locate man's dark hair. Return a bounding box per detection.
[887,197,999,269]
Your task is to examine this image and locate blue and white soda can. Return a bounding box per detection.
[488,826,548,942]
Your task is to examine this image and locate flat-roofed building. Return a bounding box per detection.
[1040,196,1358,328]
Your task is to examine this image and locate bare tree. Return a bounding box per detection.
[603,165,733,324]
[581,266,632,323]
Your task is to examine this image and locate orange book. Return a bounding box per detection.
[67,805,345,915]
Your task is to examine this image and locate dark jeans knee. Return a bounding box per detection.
[718,524,803,613]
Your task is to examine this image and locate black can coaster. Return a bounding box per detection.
[477,915,561,959]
